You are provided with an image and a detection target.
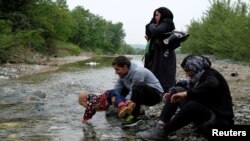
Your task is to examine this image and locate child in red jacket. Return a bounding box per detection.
[78,89,136,123]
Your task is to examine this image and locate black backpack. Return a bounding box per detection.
[163,31,190,51]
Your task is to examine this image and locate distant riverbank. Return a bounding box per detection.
[0,55,91,79]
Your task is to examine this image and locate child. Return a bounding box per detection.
[78,89,136,123]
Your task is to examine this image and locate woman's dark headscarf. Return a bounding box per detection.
[181,55,211,73]
[147,7,175,38]
[181,54,211,87]
[151,7,175,31]
[154,7,174,20]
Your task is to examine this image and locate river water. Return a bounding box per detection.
[0,55,144,141]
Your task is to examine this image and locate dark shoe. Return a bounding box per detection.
[126,102,136,114]
[136,124,168,141]
[121,115,142,127]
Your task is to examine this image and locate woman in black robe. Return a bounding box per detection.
[144,7,176,92]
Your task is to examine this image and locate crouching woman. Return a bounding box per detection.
[136,54,234,140]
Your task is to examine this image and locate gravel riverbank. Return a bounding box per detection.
[0,55,91,79]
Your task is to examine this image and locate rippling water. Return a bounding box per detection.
[0,55,143,141]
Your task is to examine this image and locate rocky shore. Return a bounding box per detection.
[0,55,90,79]
[1,54,250,140]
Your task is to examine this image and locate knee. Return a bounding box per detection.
[132,82,145,89]
[169,86,186,94]
[182,100,202,110]
[132,82,146,97]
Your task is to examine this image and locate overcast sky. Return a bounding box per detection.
[67,0,211,44]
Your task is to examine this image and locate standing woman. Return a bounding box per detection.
[144,7,176,92]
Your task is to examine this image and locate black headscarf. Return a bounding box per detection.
[154,7,174,20]
[181,55,211,87]
[181,55,211,73]
[149,7,174,23]
[147,7,175,39]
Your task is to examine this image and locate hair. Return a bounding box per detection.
[78,92,88,107]
[112,56,131,68]
[154,7,174,21]
[153,7,175,31]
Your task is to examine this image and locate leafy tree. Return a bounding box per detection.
[0,0,129,63]
[0,20,15,50]
[70,6,90,48]
[181,0,250,62]
[55,0,68,9]
[106,22,126,52]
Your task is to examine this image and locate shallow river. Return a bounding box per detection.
[0,55,144,141]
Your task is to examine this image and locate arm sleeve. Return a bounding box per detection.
[114,79,123,89]
[149,20,175,39]
[145,23,151,39]
[83,103,96,121]
[187,75,220,100]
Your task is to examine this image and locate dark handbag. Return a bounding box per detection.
[163,31,190,51]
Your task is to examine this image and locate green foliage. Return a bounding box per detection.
[0,0,32,12]
[70,6,90,48]
[117,43,144,55]
[15,29,45,50]
[0,0,129,63]
[55,0,68,9]
[0,20,13,49]
[25,1,76,41]
[51,40,81,57]
[70,7,126,53]
[0,18,44,50]
[181,0,250,62]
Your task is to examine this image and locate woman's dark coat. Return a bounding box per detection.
[145,7,176,92]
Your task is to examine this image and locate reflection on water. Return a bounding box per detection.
[0,55,143,141]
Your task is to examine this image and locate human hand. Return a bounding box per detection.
[81,117,87,123]
[170,92,187,103]
[163,93,171,103]
[111,96,115,104]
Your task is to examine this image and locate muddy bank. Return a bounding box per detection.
[0,55,91,79]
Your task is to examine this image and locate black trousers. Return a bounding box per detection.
[121,82,162,118]
[160,100,212,134]
[159,87,232,135]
